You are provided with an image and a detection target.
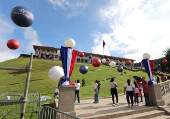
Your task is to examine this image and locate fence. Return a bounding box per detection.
[40,106,80,119]
[0,91,41,118]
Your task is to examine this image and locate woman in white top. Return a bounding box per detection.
[93,80,99,104]
[74,79,80,103]
[124,79,135,108]
[110,78,119,106]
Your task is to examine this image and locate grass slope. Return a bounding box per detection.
[0,58,151,98]
[0,58,153,119]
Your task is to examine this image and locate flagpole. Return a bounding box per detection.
[103,47,104,59]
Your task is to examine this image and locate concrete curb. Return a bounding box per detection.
[80,93,124,100]
[158,106,170,115]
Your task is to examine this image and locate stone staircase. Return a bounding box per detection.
[84,106,170,119]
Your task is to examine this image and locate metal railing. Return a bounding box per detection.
[0,91,41,118]
[40,106,80,119]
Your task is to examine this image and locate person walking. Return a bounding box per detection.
[82,78,85,87]
[134,85,139,106]
[110,78,119,106]
[124,79,135,108]
[97,80,101,94]
[54,86,59,99]
[142,77,151,106]
[136,80,143,102]
[74,79,80,103]
[93,80,99,104]
[156,75,160,84]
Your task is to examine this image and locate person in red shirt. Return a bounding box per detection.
[136,80,143,102]
[142,77,151,106]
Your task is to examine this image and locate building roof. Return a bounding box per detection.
[33,45,135,61]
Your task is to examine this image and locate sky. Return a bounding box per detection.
[0,0,170,63]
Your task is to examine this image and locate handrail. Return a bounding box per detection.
[41,106,80,119]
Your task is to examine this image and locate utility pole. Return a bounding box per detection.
[20,53,33,119]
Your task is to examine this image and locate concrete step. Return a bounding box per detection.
[115,110,165,119]
[149,115,170,119]
[84,106,158,119]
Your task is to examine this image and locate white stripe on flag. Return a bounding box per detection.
[66,48,73,79]
[147,60,152,81]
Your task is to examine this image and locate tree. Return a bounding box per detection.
[164,48,170,69]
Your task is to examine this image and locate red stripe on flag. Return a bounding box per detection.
[149,60,153,77]
[69,50,78,78]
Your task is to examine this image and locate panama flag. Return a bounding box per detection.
[142,59,155,85]
[103,40,106,48]
[60,46,78,85]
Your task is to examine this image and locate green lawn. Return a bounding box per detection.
[0,57,159,119]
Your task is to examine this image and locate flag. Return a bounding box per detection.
[159,64,162,72]
[60,46,78,85]
[89,58,91,63]
[117,60,121,65]
[141,62,143,69]
[36,51,40,56]
[103,40,106,48]
[142,59,155,85]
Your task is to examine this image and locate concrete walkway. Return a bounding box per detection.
[74,94,155,119]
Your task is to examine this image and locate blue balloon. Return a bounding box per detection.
[117,66,123,72]
[79,65,88,74]
[89,55,92,58]
[10,6,34,27]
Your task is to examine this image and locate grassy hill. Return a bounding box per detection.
[0,57,158,119]
[0,57,151,98]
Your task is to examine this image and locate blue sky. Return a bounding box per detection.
[0,0,170,62]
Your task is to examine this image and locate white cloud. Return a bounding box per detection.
[0,15,42,62]
[23,27,42,52]
[92,0,170,62]
[0,38,20,63]
[47,0,87,18]
[0,18,19,62]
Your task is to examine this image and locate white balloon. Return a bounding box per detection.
[102,59,106,63]
[65,38,75,48]
[57,50,60,56]
[109,61,116,67]
[143,53,151,59]
[48,66,64,81]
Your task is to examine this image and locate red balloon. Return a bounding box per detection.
[79,52,84,57]
[92,58,101,67]
[7,39,20,50]
[165,67,169,71]
[106,58,109,62]
[162,60,167,64]
[126,60,132,66]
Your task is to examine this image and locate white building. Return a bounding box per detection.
[33,45,135,66]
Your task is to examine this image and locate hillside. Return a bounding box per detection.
[0,58,151,98]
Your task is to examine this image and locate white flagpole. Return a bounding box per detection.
[103,47,104,59]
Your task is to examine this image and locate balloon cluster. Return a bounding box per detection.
[162,59,168,71]
[7,6,34,50]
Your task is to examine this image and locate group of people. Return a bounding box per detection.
[74,79,101,104]
[109,77,151,108]
[54,75,152,108]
